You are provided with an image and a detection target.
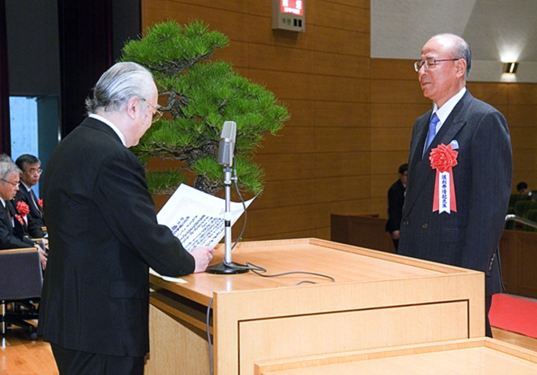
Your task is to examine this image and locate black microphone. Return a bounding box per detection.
[217,121,236,167]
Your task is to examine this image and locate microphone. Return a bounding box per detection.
[217,121,236,167]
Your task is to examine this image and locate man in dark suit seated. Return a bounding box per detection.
[14,154,46,238]
[0,161,47,269]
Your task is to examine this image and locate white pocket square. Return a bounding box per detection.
[450,140,459,150]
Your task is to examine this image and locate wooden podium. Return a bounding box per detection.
[146,238,485,375]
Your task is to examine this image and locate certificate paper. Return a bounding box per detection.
[157,183,255,251]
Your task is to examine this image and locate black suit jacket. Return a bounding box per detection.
[385,179,405,233]
[398,91,512,296]
[38,117,196,357]
[14,187,45,238]
[0,200,35,249]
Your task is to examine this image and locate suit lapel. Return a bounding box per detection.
[404,92,473,215]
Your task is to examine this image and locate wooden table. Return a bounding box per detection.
[145,238,485,375]
[255,338,537,375]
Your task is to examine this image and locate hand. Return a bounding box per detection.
[190,246,215,273]
[391,230,400,240]
[35,244,48,270]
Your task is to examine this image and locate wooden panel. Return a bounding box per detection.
[255,153,315,181]
[315,176,370,203]
[146,303,209,375]
[371,79,428,104]
[240,302,468,375]
[507,83,537,105]
[244,206,319,238]
[247,44,315,74]
[314,51,370,78]
[315,101,371,128]
[371,127,412,151]
[247,69,316,100]
[312,1,370,33]
[466,82,509,105]
[315,151,370,177]
[371,58,417,80]
[250,180,316,210]
[257,126,316,155]
[370,151,409,175]
[313,76,370,102]
[371,174,398,199]
[506,104,537,127]
[255,338,537,375]
[314,26,369,56]
[371,103,431,128]
[315,127,370,152]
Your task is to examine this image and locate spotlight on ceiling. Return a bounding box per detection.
[503,62,519,74]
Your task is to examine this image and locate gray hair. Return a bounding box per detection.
[85,62,156,115]
[434,33,472,78]
[15,154,40,171]
[0,154,13,162]
[0,161,21,182]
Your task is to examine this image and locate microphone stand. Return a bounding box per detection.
[206,166,248,274]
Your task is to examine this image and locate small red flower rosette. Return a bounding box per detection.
[17,201,30,217]
[429,143,458,213]
[38,198,43,209]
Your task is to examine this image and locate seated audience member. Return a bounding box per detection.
[517,182,532,197]
[14,154,46,237]
[0,161,47,269]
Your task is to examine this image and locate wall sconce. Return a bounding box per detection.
[503,62,519,74]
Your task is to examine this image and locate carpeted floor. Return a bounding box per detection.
[489,293,537,339]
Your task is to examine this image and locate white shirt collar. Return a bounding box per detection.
[0,198,5,208]
[89,113,127,147]
[432,87,467,125]
[21,181,31,192]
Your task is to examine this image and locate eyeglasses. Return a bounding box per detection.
[141,98,163,123]
[414,58,461,72]
[1,179,19,187]
[29,169,42,175]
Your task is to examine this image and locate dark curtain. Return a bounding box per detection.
[0,0,10,155]
[58,0,114,138]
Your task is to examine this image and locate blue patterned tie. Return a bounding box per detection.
[423,113,440,156]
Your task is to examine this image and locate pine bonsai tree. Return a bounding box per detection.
[120,20,289,195]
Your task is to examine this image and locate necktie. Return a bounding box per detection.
[30,189,43,217]
[423,113,440,156]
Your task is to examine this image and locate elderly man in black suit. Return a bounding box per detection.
[14,154,46,238]
[38,62,215,375]
[398,34,512,338]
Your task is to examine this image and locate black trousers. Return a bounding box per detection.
[51,343,145,375]
[485,294,493,338]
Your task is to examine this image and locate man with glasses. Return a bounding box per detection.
[0,161,47,268]
[398,34,512,338]
[14,154,46,237]
[38,62,215,375]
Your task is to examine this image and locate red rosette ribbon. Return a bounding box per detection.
[17,201,30,217]
[38,198,43,210]
[14,214,25,226]
[429,143,458,213]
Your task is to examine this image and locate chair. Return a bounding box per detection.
[0,248,43,340]
[509,194,530,210]
[514,200,537,219]
[524,209,537,232]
